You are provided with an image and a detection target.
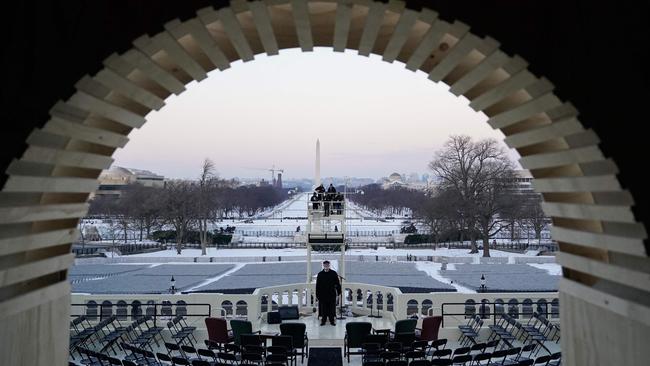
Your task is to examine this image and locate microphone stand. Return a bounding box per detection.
[367,291,382,318]
[337,274,346,320]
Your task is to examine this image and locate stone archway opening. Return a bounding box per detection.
[0,1,647,365]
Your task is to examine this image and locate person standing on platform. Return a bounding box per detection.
[316,260,341,325]
[311,192,319,210]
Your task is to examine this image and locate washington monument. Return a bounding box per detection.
[315,138,321,187]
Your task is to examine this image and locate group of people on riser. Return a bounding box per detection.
[311,183,344,216]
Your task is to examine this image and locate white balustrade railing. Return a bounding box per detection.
[71,286,559,330]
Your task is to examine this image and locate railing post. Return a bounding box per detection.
[441,303,445,328]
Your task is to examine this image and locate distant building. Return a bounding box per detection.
[407,172,420,183]
[382,172,407,189]
[381,172,434,191]
[93,166,164,198]
[275,173,283,189]
[509,170,536,195]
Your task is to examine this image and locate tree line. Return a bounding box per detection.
[350,135,548,257]
[349,184,424,217]
[87,159,288,255]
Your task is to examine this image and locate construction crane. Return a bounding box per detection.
[269,165,284,185]
[241,165,284,186]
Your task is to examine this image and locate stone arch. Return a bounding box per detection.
[464,299,476,318]
[344,287,353,305]
[551,298,560,319]
[261,293,270,312]
[116,300,128,320]
[271,292,279,311]
[406,299,418,316]
[522,298,534,319]
[176,300,187,316]
[86,300,98,320]
[494,298,505,316]
[376,290,384,310]
[508,299,519,319]
[221,300,233,316]
[479,299,490,319]
[366,290,373,309]
[236,300,248,316]
[386,293,394,312]
[100,300,113,320]
[131,300,143,320]
[145,300,156,317]
[161,300,173,316]
[421,299,432,315]
[0,1,647,364]
[536,299,548,317]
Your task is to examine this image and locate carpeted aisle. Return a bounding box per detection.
[307,347,343,366]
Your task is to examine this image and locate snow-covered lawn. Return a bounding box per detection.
[124,246,553,259]
[415,262,474,293]
[527,263,562,276]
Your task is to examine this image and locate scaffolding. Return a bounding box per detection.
[306,192,346,283]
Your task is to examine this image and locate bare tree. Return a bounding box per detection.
[120,183,163,241]
[429,135,516,256]
[414,189,457,249]
[160,180,197,254]
[521,194,548,246]
[474,167,519,257]
[197,158,216,255]
[77,219,88,250]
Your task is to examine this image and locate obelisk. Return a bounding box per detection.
[315,138,321,188]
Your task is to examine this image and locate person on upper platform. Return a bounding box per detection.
[333,193,344,214]
[311,192,320,209]
[315,184,325,202]
[326,184,337,204]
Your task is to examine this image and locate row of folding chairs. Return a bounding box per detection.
[229,333,297,366]
[523,314,560,344]
[128,340,295,366]
[458,316,484,347]
[488,313,559,356]
[73,347,138,366]
[108,316,164,355]
[413,341,558,365]
[71,345,206,366]
[362,338,448,363]
[363,350,561,366]
[167,315,198,347]
[121,316,166,352]
[70,315,99,357]
[71,315,166,360]
[71,316,125,358]
[361,348,561,365]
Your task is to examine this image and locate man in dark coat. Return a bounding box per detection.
[310,192,319,210]
[316,260,341,325]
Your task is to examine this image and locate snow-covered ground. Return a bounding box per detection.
[124,247,542,258]
[528,263,562,276]
[74,249,561,294]
[415,262,474,293]
[81,193,418,242]
[83,194,551,255]
[183,263,246,292]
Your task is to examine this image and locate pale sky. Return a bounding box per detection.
[112,48,518,180]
